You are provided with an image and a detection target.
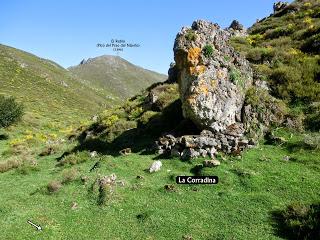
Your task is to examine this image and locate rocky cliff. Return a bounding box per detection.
[155,20,287,159]
[173,20,253,134]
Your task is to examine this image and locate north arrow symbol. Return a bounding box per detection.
[27,220,42,231]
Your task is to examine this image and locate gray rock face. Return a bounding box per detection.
[173,20,253,133]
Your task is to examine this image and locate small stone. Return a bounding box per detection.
[181,148,199,160]
[199,149,208,158]
[92,115,99,122]
[90,151,98,158]
[238,139,249,147]
[81,176,89,184]
[136,175,144,179]
[203,159,221,167]
[71,202,78,210]
[149,161,162,173]
[182,235,193,240]
[164,184,175,192]
[181,136,196,148]
[283,155,290,161]
[200,130,214,136]
[208,147,217,158]
[119,148,131,155]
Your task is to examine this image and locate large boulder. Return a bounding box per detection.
[174,20,253,133]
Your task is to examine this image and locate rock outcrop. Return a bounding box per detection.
[174,20,253,134]
[273,1,289,13]
[227,20,247,37]
[154,20,286,159]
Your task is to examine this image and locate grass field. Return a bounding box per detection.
[0,126,319,240]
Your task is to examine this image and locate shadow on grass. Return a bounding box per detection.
[0,134,8,140]
[57,100,199,161]
[190,164,204,176]
[270,203,320,240]
[285,141,317,153]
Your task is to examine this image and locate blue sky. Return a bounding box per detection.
[0,0,292,74]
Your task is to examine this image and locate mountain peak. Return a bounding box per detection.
[69,55,166,99]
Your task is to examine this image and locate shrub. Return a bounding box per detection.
[0,95,24,128]
[202,45,214,58]
[230,36,252,55]
[151,84,179,111]
[138,111,158,125]
[47,180,62,193]
[269,57,320,103]
[229,68,245,89]
[185,29,197,41]
[61,168,79,184]
[246,47,275,63]
[304,102,320,131]
[0,158,21,173]
[58,152,89,166]
[273,202,320,240]
[264,27,294,39]
[105,119,137,142]
[303,133,320,149]
[301,33,320,54]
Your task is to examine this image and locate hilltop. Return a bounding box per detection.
[68,55,167,100]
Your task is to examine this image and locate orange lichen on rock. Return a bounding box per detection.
[189,65,207,76]
[198,83,209,95]
[216,69,227,80]
[192,79,210,96]
[187,47,201,66]
[187,95,197,106]
[211,79,217,89]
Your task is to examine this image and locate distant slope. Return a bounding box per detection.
[0,44,117,126]
[68,55,167,100]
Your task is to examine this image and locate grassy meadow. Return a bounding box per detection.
[0,124,319,239]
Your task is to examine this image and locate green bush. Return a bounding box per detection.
[264,27,294,39]
[185,29,197,41]
[301,33,320,54]
[0,95,24,128]
[246,47,275,63]
[152,84,179,111]
[58,151,90,166]
[138,111,158,125]
[202,45,214,58]
[274,202,320,240]
[229,68,245,89]
[61,168,79,184]
[304,102,320,131]
[269,57,320,103]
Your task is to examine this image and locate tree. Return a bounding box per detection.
[0,95,24,128]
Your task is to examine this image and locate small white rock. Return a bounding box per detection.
[90,151,98,158]
[149,161,162,173]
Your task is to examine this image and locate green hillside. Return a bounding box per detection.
[230,0,320,130]
[0,44,117,126]
[68,55,167,100]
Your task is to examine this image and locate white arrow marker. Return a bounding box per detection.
[27,220,42,231]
